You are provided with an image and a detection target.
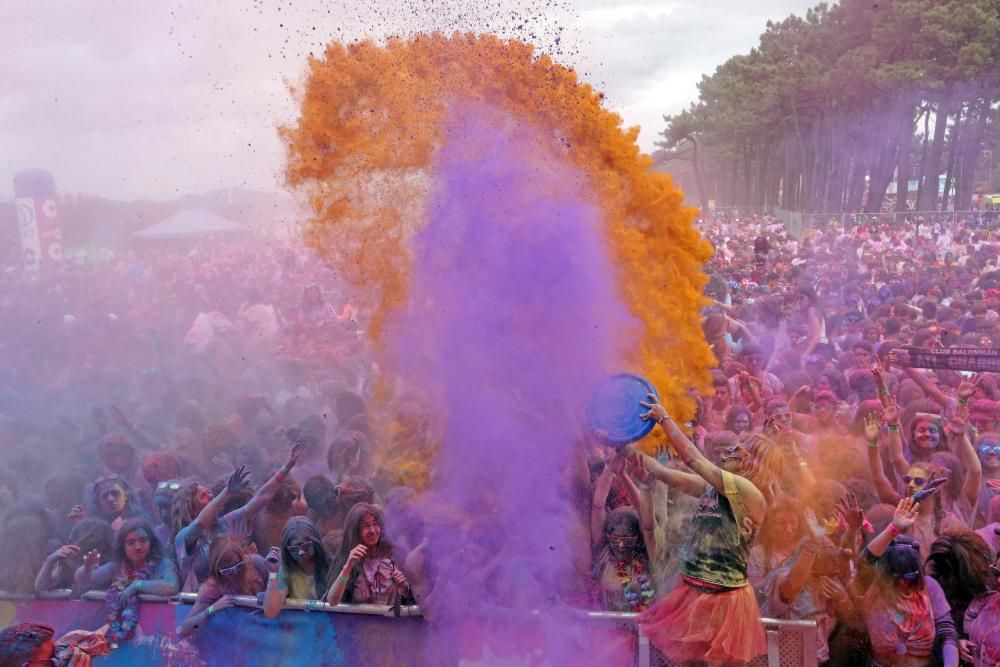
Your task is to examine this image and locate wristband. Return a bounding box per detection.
[887,524,901,538]
[887,424,899,432]
[958,398,969,407]
[268,572,278,581]
[656,415,670,425]
[878,388,889,396]
[337,574,349,585]
[207,604,214,616]
[866,440,879,448]
[278,465,292,476]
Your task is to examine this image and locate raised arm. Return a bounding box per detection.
[890,357,950,408]
[242,442,302,517]
[640,396,766,525]
[881,401,910,480]
[777,511,827,604]
[866,498,918,558]
[174,466,250,553]
[949,380,983,506]
[621,455,660,562]
[590,458,615,546]
[865,411,902,506]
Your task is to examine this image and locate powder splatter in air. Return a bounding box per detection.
[282,33,714,479]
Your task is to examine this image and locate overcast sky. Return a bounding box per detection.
[2,0,818,201]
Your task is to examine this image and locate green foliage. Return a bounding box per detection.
[662,0,1000,212]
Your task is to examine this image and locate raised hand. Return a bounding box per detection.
[283,440,304,471]
[835,493,865,531]
[625,453,652,484]
[639,394,668,424]
[803,508,827,540]
[606,452,626,476]
[944,414,967,438]
[226,465,251,494]
[82,549,101,571]
[67,505,85,523]
[958,374,983,401]
[863,412,882,443]
[883,401,901,427]
[891,497,919,533]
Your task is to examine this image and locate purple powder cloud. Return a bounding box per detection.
[385,100,637,664]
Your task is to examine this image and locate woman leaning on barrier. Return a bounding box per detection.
[263,516,332,617]
[35,518,114,595]
[327,503,413,606]
[178,535,268,637]
[74,517,180,643]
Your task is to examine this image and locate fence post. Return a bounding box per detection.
[636,624,650,667]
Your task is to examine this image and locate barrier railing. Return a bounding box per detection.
[3,591,817,666]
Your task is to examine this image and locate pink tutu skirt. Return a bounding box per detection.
[638,580,766,665]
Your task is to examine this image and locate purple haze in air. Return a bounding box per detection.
[385,102,637,665]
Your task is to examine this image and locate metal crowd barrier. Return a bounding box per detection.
[7,591,818,666]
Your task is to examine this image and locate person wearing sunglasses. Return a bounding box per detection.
[174,442,302,592]
[635,398,782,667]
[867,410,966,561]
[263,516,333,617]
[588,450,658,613]
[177,535,267,638]
[975,435,1000,528]
[861,498,960,667]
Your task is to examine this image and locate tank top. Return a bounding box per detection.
[681,471,757,589]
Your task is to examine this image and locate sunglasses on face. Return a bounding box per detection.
[157,481,182,491]
[608,534,639,545]
[902,476,926,486]
[289,542,314,558]
[979,445,1000,456]
[218,559,247,577]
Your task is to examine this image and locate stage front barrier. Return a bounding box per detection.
[1,592,816,666]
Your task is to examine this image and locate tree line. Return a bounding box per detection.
[656,0,1000,213]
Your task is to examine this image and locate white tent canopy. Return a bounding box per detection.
[131,208,250,240]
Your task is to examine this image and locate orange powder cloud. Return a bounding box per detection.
[282,33,714,471]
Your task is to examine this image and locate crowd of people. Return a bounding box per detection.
[1,210,1000,666]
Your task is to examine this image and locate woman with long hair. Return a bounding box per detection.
[84,474,148,529]
[861,499,959,667]
[867,409,968,561]
[34,518,114,594]
[327,503,412,606]
[263,516,332,617]
[177,535,268,638]
[924,530,994,638]
[636,396,782,666]
[173,443,302,591]
[74,517,179,644]
[590,451,659,612]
